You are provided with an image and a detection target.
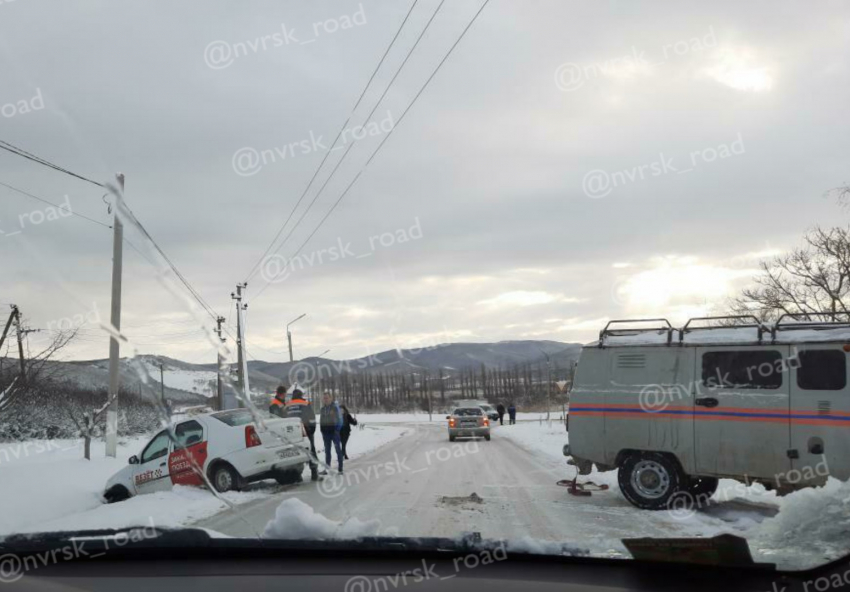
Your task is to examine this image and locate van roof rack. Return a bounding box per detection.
[771,311,850,342]
[679,315,769,344]
[599,318,674,347]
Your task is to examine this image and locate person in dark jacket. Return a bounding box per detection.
[339,405,358,460]
[495,403,506,426]
[269,385,288,417]
[507,402,517,425]
[285,388,319,480]
[319,391,344,473]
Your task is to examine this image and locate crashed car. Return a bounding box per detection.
[103,409,311,502]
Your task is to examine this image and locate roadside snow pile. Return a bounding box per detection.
[748,477,850,569]
[494,419,568,467]
[0,436,149,535]
[263,498,381,539]
[28,486,267,535]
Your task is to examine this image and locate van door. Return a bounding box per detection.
[693,346,791,480]
[789,345,850,482]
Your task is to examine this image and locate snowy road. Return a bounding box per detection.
[196,422,713,555]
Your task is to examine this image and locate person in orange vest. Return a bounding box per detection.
[269,385,288,417]
[285,388,319,481]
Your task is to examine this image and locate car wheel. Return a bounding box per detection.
[618,452,684,510]
[104,485,130,504]
[484,434,491,441]
[211,463,240,493]
[449,435,456,442]
[275,465,304,485]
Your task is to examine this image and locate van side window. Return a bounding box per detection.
[797,350,847,391]
[702,351,783,389]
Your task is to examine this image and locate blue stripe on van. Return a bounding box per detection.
[572,406,850,421]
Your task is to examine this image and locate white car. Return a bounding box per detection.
[103,409,311,502]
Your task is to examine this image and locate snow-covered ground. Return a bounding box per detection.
[2,417,848,570]
[0,423,408,537]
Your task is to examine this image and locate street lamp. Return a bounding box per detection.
[536,346,552,422]
[312,348,330,412]
[286,313,307,362]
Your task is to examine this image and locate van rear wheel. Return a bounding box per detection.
[618,452,684,510]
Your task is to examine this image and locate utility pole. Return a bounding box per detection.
[11,305,25,382]
[159,362,165,404]
[106,173,124,458]
[214,315,225,411]
[286,313,306,362]
[0,305,17,354]
[232,283,250,408]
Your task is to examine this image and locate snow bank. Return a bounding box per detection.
[26,486,267,535]
[262,498,381,539]
[1,423,411,537]
[748,478,850,569]
[0,437,148,535]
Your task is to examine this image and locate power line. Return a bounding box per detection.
[0,180,112,229]
[250,0,490,304]
[0,140,106,189]
[252,0,448,278]
[0,137,226,338]
[242,0,421,284]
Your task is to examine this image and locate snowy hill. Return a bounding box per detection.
[5,341,581,402]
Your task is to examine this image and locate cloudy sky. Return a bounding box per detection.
[1,0,848,364]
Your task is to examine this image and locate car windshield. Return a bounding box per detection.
[2,0,849,575]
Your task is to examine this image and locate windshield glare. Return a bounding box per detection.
[2,0,849,575]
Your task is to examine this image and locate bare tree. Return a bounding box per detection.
[0,327,78,413]
[59,389,117,460]
[729,226,850,322]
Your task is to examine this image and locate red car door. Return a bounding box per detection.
[168,419,209,487]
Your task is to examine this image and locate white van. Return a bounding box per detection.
[566,315,850,510]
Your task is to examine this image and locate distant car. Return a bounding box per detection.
[478,403,499,422]
[447,407,491,442]
[103,409,311,503]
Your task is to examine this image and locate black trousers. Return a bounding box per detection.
[340,429,351,457]
[306,426,318,472]
[498,414,504,425]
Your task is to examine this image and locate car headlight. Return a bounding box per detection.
[562,444,570,457]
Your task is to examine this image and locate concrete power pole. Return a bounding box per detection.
[214,315,225,411]
[105,173,125,458]
[231,283,250,408]
[159,362,165,404]
[11,305,26,382]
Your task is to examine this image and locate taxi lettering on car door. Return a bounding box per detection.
[167,420,209,486]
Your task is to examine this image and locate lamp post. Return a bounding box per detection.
[535,346,552,422]
[286,313,307,362]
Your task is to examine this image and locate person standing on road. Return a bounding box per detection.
[286,387,319,481]
[320,392,344,473]
[508,402,516,425]
[496,403,506,426]
[339,405,358,460]
[269,385,288,417]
